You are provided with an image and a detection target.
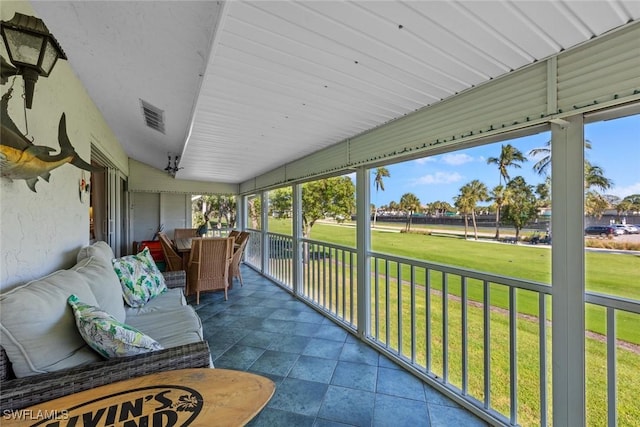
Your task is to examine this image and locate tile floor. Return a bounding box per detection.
[190,266,488,427]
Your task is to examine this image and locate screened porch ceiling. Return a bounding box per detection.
[31,1,640,185]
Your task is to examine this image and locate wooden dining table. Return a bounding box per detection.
[175,237,194,271]
[175,237,194,253]
[175,238,239,258]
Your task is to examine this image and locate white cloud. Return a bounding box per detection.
[411,171,464,185]
[413,157,437,165]
[609,182,640,199]
[413,153,477,166]
[441,153,475,166]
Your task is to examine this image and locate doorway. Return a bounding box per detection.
[90,146,128,257]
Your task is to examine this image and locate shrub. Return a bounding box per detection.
[585,239,640,251]
[400,229,430,235]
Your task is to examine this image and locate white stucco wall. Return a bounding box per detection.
[1,1,128,290]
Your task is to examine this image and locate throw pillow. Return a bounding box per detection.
[112,247,167,307]
[68,294,163,358]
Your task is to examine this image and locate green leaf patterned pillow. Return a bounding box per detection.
[112,247,167,307]
[68,294,163,358]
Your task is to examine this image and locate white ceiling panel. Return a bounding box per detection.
[413,1,534,68]
[512,1,592,47]
[303,1,482,87]
[363,1,512,77]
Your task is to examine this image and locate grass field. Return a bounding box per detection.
[265,218,640,426]
[269,218,640,343]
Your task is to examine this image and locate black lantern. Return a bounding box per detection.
[1,12,67,108]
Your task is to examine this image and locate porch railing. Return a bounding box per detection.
[266,232,294,292]
[242,229,640,426]
[299,238,357,330]
[368,251,552,426]
[584,293,640,427]
[245,228,262,269]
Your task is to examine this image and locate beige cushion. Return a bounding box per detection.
[124,288,186,316]
[125,306,203,348]
[72,256,126,323]
[0,270,101,378]
[160,331,204,349]
[77,241,114,264]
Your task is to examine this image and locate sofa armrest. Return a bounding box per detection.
[0,341,211,412]
[162,270,186,290]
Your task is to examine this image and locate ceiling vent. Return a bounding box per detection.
[140,99,165,134]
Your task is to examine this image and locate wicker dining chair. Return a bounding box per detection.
[174,228,198,240]
[158,232,183,272]
[187,237,234,304]
[229,231,250,287]
[228,230,240,241]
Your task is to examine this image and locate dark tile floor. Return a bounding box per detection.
[189,267,488,427]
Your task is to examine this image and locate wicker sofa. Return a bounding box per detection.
[0,241,211,411]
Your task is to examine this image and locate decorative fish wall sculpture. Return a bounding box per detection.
[0,89,101,192]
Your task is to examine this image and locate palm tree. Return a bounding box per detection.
[455,180,488,240]
[487,144,527,185]
[530,141,612,222]
[582,161,613,218]
[584,161,612,191]
[486,144,526,239]
[432,200,452,217]
[431,201,442,217]
[622,194,640,212]
[399,193,421,232]
[585,191,609,219]
[535,176,551,207]
[423,202,434,217]
[529,139,592,176]
[454,191,473,239]
[616,198,635,221]
[373,167,390,228]
[467,180,489,239]
[489,185,507,240]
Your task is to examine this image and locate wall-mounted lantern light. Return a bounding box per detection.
[0,12,67,108]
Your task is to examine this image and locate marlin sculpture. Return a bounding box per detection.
[1,89,101,192]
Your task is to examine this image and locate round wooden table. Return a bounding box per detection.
[2,368,275,427]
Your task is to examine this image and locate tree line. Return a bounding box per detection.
[374,141,640,241]
[193,140,639,242]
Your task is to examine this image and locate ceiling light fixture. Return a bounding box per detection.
[164,154,183,177]
[0,12,67,109]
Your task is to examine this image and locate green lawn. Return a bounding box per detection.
[269,219,640,343]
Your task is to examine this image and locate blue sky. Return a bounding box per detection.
[368,114,639,207]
